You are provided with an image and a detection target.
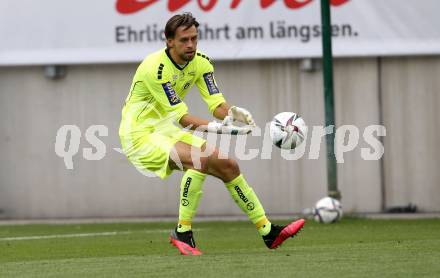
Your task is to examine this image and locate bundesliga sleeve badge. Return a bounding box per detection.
[203,72,220,95]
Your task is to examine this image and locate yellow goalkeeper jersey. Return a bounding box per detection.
[119,48,226,136]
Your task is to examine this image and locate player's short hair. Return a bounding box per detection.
[165,13,199,39]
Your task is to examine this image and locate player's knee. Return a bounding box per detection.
[224,158,239,172]
[204,149,240,180]
[217,158,240,177]
[187,155,209,173]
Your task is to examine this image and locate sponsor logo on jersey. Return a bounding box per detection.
[183,82,191,90]
[203,72,219,95]
[157,63,164,80]
[162,82,181,106]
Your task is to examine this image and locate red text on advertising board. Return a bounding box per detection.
[116,0,350,14]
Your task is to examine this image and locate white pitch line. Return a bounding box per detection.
[0,229,176,242]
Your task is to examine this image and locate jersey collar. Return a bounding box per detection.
[165,48,190,71]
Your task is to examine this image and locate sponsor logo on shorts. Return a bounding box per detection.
[162,82,181,106]
[203,72,219,95]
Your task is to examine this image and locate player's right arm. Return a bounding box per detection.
[178,107,252,135]
[179,114,209,130]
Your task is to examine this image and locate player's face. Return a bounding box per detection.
[168,25,198,64]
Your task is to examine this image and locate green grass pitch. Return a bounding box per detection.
[1,218,439,277]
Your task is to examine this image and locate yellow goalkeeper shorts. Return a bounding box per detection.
[120,126,206,179]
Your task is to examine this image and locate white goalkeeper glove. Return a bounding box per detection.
[225,106,256,126]
[207,121,252,135]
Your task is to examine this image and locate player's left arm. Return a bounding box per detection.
[178,102,231,128]
[196,57,256,127]
[212,102,230,120]
[213,102,255,125]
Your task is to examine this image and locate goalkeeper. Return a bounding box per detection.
[119,13,304,256]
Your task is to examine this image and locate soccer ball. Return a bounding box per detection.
[313,197,343,224]
[269,112,307,150]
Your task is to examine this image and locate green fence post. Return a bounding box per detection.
[320,0,341,199]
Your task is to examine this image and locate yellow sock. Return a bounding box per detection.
[177,169,206,233]
[225,174,271,236]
